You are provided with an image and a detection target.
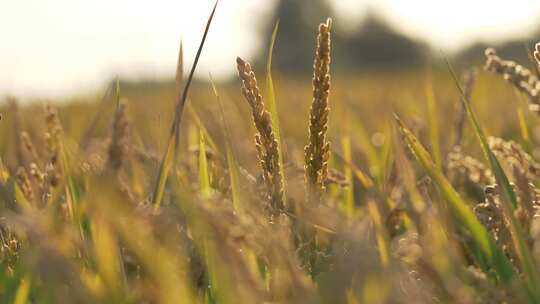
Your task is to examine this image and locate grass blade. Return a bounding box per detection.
[425,72,441,169]
[198,128,211,198]
[152,1,218,209]
[115,78,121,109]
[13,276,30,304]
[266,20,281,140]
[331,147,374,190]
[265,20,286,204]
[176,40,184,94]
[0,158,8,183]
[211,76,243,210]
[186,103,219,154]
[350,119,383,185]
[173,41,184,168]
[151,132,176,209]
[80,84,113,149]
[341,134,354,216]
[517,107,531,150]
[367,199,390,268]
[90,216,123,298]
[379,123,394,198]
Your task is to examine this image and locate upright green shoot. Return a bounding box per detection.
[342,135,354,216]
[152,1,218,209]
[265,20,286,204]
[211,77,242,210]
[425,72,441,169]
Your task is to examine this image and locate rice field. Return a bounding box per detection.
[3,5,540,304]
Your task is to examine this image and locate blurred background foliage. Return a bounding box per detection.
[258,0,539,73]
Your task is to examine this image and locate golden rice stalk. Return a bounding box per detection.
[9,100,27,168]
[20,132,40,167]
[474,185,516,266]
[15,167,34,202]
[304,18,332,204]
[44,106,63,188]
[108,102,130,171]
[484,48,540,114]
[236,57,284,214]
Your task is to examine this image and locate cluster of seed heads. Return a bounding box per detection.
[447,146,494,186]
[474,186,516,265]
[471,136,540,271]
[484,48,540,114]
[534,43,540,67]
[489,136,540,179]
[44,106,63,188]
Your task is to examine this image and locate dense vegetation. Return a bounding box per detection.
[3,6,540,304]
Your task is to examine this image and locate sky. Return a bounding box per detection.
[2,0,540,98]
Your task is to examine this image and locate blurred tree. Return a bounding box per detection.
[259,0,428,74]
[339,13,428,70]
[259,0,336,74]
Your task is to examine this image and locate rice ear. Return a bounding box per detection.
[484,48,540,115]
[236,57,284,215]
[108,101,130,171]
[304,18,332,204]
